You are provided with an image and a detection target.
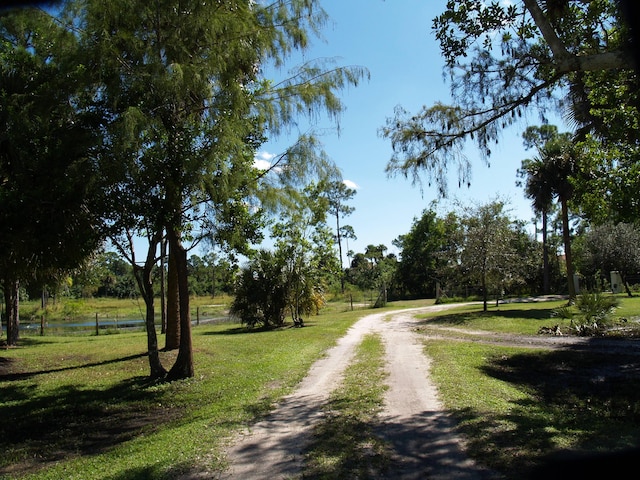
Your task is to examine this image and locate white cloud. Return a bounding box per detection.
[343,179,359,190]
[254,151,276,171]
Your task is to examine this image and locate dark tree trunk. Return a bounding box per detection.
[132,234,167,380]
[542,210,550,295]
[560,198,576,302]
[164,242,180,350]
[3,279,20,346]
[160,236,167,334]
[481,268,488,312]
[167,230,194,380]
[136,266,167,380]
[620,272,634,297]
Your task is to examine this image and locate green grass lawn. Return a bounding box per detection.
[0,306,368,480]
[1,294,639,479]
[420,295,640,478]
[418,295,640,335]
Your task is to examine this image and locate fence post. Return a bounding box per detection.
[95,313,99,336]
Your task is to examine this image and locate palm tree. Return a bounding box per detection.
[540,137,579,301]
[518,157,554,294]
[520,126,578,301]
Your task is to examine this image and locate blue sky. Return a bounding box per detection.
[258,0,553,260]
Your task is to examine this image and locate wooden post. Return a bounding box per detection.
[40,289,46,336]
[95,313,99,336]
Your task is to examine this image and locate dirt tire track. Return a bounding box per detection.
[219,304,490,479]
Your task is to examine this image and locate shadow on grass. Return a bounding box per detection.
[204,323,314,336]
[482,348,640,418]
[0,354,177,478]
[304,407,391,480]
[451,346,640,478]
[4,337,54,347]
[418,307,557,327]
[0,362,177,477]
[488,308,556,320]
[0,352,148,381]
[105,461,216,480]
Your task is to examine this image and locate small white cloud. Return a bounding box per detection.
[254,159,272,171]
[343,179,359,190]
[254,151,276,171]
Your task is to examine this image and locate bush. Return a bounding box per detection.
[230,249,327,329]
[576,292,619,324]
[229,250,288,328]
[552,292,620,336]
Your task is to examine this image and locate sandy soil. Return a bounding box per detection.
[218,304,493,479]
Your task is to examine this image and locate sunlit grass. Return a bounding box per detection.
[3,294,640,479]
[415,296,640,336]
[0,310,364,480]
[422,294,640,477]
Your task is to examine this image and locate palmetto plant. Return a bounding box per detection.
[553,292,620,335]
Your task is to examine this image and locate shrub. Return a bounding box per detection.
[552,292,620,336]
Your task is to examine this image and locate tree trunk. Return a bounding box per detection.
[542,210,550,295]
[621,272,633,297]
[165,242,180,350]
[160,236,167,334]
[560,198,576,302]
[335,211,345,293]
[167,230,194,380]
[143,295,166,380]
[134,265,167,379]
[3,279,20,346]
[481,268,488,312]
[131,235,167,380]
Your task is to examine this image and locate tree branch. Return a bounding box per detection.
[523,0,634,72]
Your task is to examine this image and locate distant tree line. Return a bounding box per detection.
[56,251,238,300]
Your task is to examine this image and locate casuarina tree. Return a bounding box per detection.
[0,6,102,345]
[73,0,366,379]
[380,1,637,197]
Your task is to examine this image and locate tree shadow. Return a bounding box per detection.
[481,347,640,415]
[0,352,148,381]
[417,307,556,327]
[374,411,499,479]
[105,461,218,480]
[204,323,315,336]
[455,345,640,477]
[0,363,177,477]
[489,308,556,320]
[3,337,53,347]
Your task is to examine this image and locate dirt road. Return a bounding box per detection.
[220,305,492,479]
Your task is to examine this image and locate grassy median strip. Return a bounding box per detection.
[304,333,391,479]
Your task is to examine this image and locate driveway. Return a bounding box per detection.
[220,304,494,479]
